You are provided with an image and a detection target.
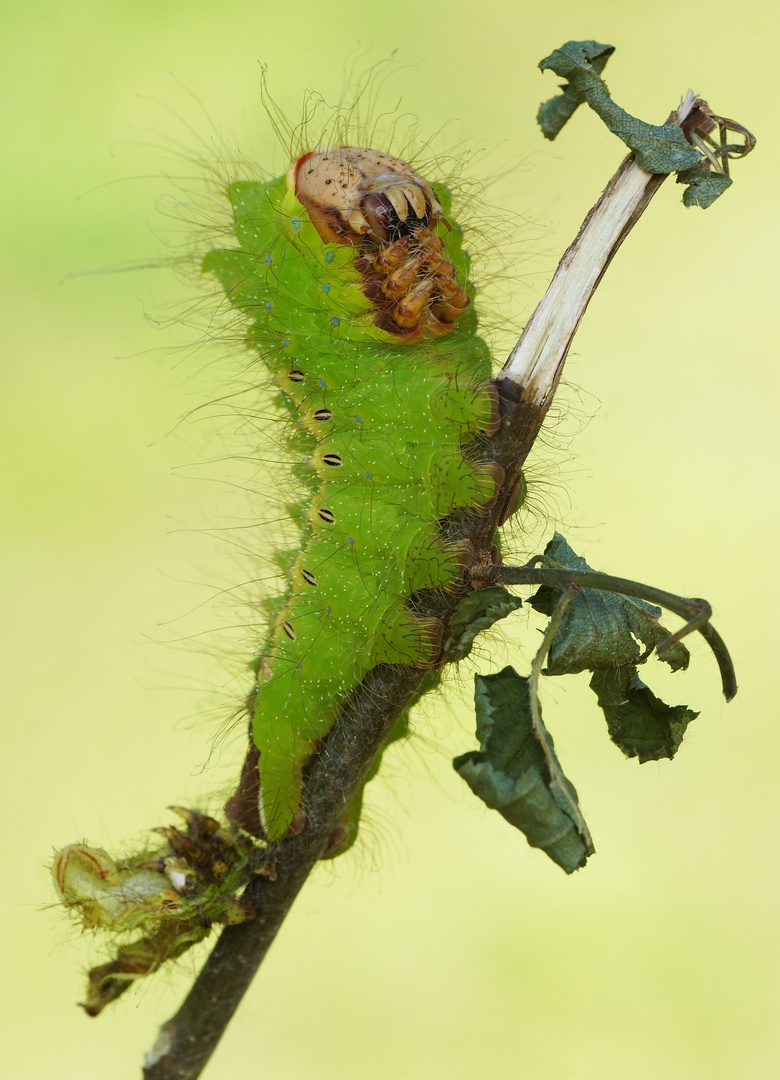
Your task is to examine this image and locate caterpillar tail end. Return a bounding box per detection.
[226,738,308,843]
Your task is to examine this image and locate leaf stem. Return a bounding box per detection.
[527,588,592,847]
[488,564,737,701]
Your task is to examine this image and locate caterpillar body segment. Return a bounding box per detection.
[205,147,519,844]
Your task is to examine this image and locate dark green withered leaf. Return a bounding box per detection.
[530,533,690,675]
[453,667,593,873]
[678,166,733,208]
[538,40,700,174]
[537,40,732,208]
[444,585,523,661]
[537,40,614,139]
[590,667,699,762]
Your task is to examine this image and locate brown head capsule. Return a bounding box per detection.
[289,147,446,246]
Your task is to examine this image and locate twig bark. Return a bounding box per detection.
[143,93,708,1080]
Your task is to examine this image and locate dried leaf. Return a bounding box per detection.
[454,667,593,873]
[537,40,731,207]
[589,667,698,762]
[444,585,523,660]
[529,533,690,675]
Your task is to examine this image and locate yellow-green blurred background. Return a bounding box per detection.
[2,2,777,1077]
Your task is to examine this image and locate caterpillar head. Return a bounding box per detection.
[289,146,446,246]
[289,147,469,336]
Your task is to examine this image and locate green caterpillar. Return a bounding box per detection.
[204,147,508,846]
